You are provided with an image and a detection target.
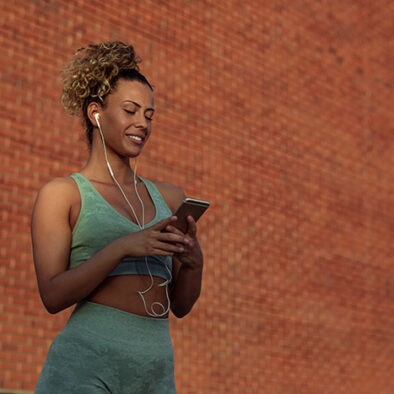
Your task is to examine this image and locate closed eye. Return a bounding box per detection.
[125,109,153,121]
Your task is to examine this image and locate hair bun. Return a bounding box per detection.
[61,41,142,115]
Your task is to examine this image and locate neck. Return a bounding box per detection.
[81,136,139,185]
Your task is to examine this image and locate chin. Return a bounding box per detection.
[124,147,144,159]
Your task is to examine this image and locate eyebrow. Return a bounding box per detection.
[123,100,154,112]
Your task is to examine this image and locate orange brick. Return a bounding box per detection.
[1,1,394,393]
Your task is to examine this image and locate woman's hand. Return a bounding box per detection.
[166,215,203,318]
[165,215,203,268]
[119,216,188,258]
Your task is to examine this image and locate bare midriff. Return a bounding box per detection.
[69,175,172,318]
[86,275,170,318]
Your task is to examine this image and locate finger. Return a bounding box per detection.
[153,215,177,230]
[154,240,185,254]
[165,225,185,236]
[157,231,187,245]
[149,248,175,257]
[164,224,193,249]
[186,215,197,238]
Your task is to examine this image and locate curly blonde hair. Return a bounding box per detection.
[61,41,152,146]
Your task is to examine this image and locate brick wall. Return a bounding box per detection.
[1,0,394,392]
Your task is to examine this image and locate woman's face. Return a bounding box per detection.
[97,79,154,158]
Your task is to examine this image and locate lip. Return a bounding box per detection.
[125,133,145,146]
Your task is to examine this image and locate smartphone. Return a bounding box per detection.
[171,198,210,233]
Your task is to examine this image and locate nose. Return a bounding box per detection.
[135,112,148,129]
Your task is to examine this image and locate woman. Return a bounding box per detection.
[31,41,203,393]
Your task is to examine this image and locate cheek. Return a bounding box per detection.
[145,125,153,138]
[114,115,131,134]
[105,112,122,129]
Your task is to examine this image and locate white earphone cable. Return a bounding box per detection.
[96,115,171,317]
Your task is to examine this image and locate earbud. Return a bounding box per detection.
[94,113,100,127]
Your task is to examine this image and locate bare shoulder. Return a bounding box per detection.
[33,176,80,216]
[152,181,186,213]
[36,176,78,201]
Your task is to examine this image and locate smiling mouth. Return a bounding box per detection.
[126,134,145,145]
[129,135,142,142]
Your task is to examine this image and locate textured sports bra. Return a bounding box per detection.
[69,173,173,282]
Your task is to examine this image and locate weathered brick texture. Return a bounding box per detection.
[1,0,394,392]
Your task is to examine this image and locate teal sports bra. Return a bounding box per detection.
[69,173,173,282]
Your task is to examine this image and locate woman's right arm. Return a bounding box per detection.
[31,178,186,314]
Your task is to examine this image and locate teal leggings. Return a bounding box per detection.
[35,301,176,393]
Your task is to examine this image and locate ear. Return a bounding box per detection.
[87,102,102,127]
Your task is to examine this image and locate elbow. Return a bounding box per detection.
[42,297,63,314]
[170,300,188,318]
[45,303,63,315]
[172,308,189,319]
[40,291,68,314]
[38,277,74,314]
[46,306,59,315]
[171,298,199,319]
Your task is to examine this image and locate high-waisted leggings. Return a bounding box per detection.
[35,301,176,393]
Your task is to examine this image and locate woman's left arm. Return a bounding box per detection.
[154,181,204,318]
[167,216,203,318]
